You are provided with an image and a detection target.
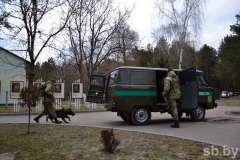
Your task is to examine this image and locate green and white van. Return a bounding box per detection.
[87,66,219,125]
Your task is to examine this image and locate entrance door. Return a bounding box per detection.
[179,67,197,110]
[86,75,105,103]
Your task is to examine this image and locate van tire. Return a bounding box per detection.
[191,106,205,122]
[119,112,130,121]
[131,106,151,125]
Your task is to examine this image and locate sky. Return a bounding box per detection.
[122,0,240,51]
[1,0,239,62]
[201,0,240,50]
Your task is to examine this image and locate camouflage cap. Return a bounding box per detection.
[50,79,56,83]
[168,67,173,72]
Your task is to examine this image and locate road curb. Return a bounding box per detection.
[0,109,107,116]
[0,153,15,160]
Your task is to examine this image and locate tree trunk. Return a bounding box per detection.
[28,106,30,134]
[27,62,35,134]
[179,47,183,69]
[28,63,35,87]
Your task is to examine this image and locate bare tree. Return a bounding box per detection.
[111,22,140,65]
[0,0,12,33]
[2,0,72,87]
[61,0,132,83]
[1,0,72,133]
[153,0,206,69]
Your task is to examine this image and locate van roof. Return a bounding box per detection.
[115,66,203,73]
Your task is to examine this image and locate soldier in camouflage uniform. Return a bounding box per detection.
[34,80,62,124]
[162,67,181,128]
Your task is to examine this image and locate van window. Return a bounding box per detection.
[197,74,207,85]
[90,76,104,85]
[109,70,117,85]
[130,71,155,85]
[118,70,128,83]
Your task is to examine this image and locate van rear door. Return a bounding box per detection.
[86,75,105,103]
[179,67,197,110]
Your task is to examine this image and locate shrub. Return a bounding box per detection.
[100,128,120,153]
[18,86,41,107]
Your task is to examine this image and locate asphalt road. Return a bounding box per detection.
[0,105,240,149]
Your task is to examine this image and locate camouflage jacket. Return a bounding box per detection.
[162,71,181,100]
[44,81,55,102]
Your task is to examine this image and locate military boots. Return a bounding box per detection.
[34,116,41,123]
[54,118,62,124]
[171,121,179,128]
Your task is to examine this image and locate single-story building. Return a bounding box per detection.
[0,47,30,106]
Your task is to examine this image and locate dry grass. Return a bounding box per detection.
[0,124,239,160]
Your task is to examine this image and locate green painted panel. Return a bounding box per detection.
[198,91,213,96]
[114,91,129,96]
[114,91,157,96]
[213,88,220,100]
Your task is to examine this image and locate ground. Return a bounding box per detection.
[0,97,239,160]
[216,97,240,107]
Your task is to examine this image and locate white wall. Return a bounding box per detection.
[0,48,27,105]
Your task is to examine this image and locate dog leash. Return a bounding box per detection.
[54,102,65,109]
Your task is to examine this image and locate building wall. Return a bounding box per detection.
[0,48,27,105]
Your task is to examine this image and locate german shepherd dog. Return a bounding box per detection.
[46,108,75,123]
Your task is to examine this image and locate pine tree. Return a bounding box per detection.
[218,14,240,91]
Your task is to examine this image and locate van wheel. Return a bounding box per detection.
[119,112,130,121]
[131,106,151,125]
[191,106,205,122]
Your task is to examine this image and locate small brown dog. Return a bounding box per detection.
[46,108,75,123]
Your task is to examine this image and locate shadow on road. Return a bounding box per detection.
[104,117,195,127]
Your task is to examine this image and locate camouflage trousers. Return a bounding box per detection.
[38,102,57,119]
[170,99,178,121]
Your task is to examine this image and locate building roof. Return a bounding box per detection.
[0,47,30,64]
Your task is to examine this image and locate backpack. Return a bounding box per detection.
[170,76,181,99]
[172,76,180,91]
[40,84,46,97]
